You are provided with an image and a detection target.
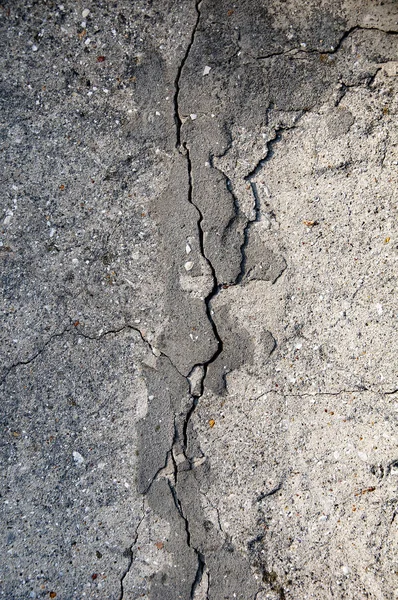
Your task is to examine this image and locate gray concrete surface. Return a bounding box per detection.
[0,1,397,599]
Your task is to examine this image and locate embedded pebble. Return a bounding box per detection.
[3,210,13,225]
[73,451,84,465]
[184,261,194,271]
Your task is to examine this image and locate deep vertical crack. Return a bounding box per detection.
[147,0,218,594]
[191,552,206,599]
[184,145,224,377]
[167,7,295,594]
[173,0,223,379]
[172,0,224,456]
[167,478,206,598]
[174,0,202,149]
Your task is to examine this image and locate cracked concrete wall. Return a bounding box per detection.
[1,1,397,599]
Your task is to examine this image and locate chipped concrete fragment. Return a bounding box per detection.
[188,365,205,397]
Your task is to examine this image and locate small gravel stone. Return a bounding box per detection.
[73,451,84,465]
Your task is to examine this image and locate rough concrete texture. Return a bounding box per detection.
[1,1,397,599]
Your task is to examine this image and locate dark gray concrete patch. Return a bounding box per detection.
[243,239,287,284]
[146,479,198,600]
[152,155,219,375]
[189,144,245,285]
[176,464,261,599]
[137,356,191,494]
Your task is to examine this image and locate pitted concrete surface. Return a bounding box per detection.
[1,1,397,599]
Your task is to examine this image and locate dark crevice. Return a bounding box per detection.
[255,482,283,503]
[366,67,383,88]
[170,439,179,484]
[181,142,224,429]
[174,0,202,149]
[168,478,185,520]
[335,68,383,106]
[141,450,172,496]
[191,552,206,599]
[185,146,224,365]
[167,478,206,597]
[183,395,199,461]
[328,25,398,54]
[142,1,213,594]
[244,130,283,181]
[173,0,224,384]
[210,154,241,238]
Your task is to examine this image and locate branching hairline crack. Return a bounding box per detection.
[1,320,187,387]
[76,323,187,379]
[255,25,398,60]
[0,326,69,387]
[118,500,145,600]
[251,386,396,403]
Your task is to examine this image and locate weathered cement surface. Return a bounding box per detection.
[1,1,397,599]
